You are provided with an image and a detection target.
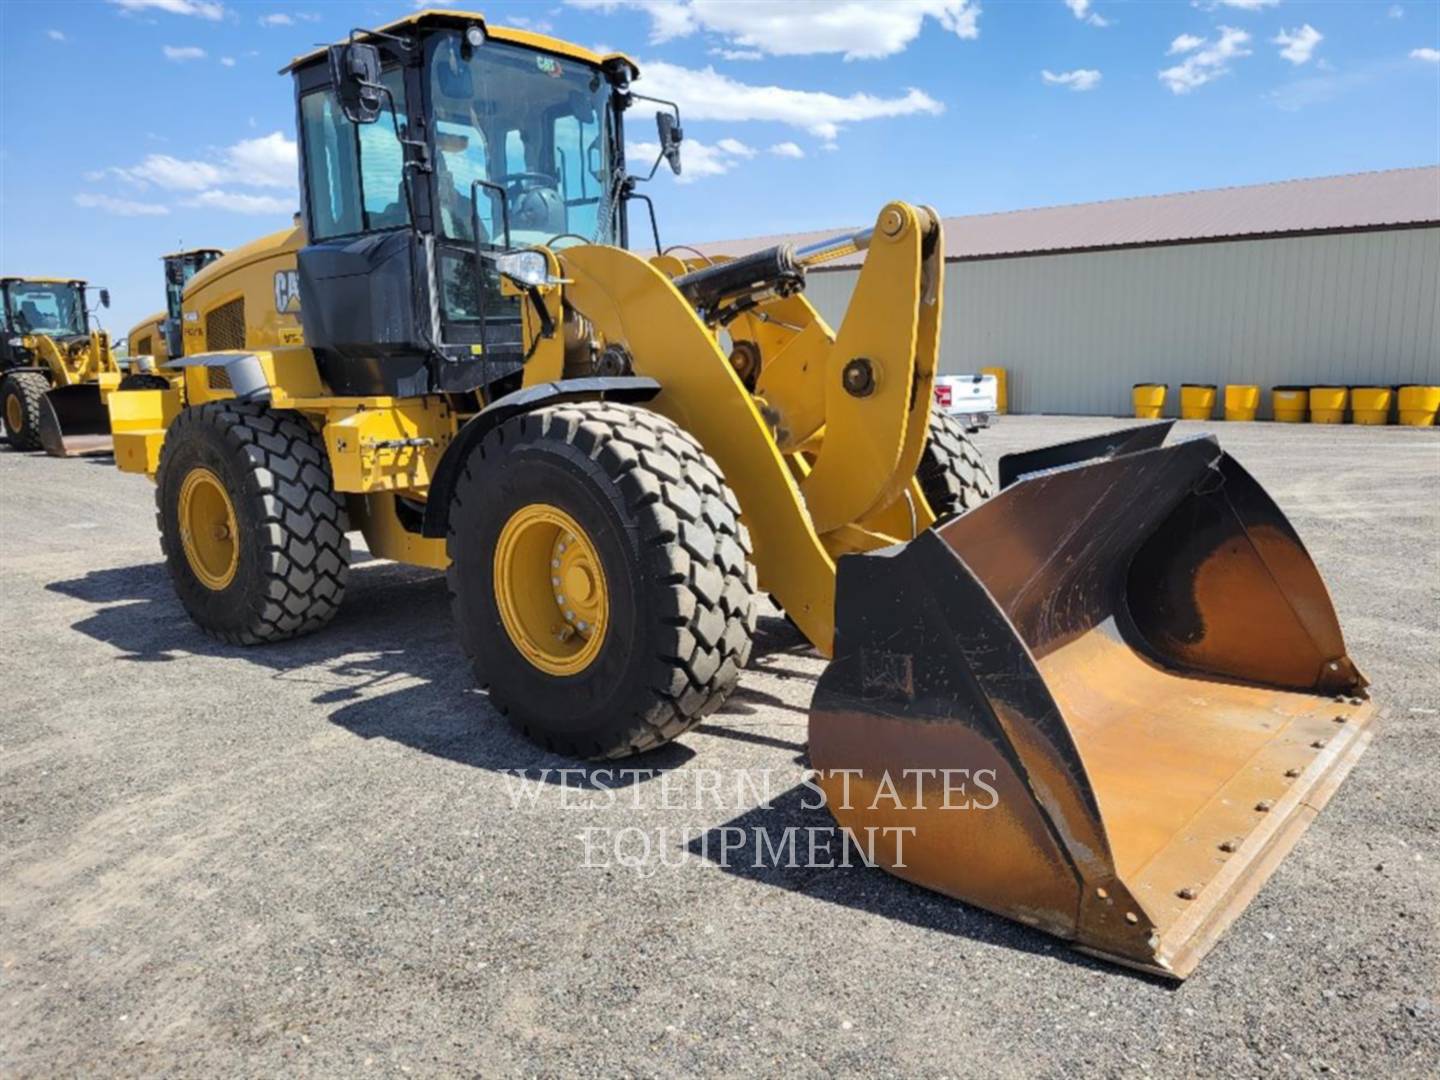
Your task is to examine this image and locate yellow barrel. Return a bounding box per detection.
[1350,386,1393,425]
[1398,385,1440,427]
[1132,383,1167,419]
[1272,387,1308,423]
[1224,384,1260,421]
[1180,383,1217,420]
[1309,386,1348,424]
[981,366,1008,414]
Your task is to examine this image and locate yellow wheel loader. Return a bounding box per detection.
[125,247,226,376]
[0,276,123,455]
[107,10,1374,978]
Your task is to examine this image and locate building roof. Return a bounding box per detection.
[690,166,1440,267]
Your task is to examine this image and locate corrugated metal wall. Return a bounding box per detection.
[803,226,1440,416]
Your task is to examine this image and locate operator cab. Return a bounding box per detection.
[1,278,109,369]
[161,250,224,357]
[285,10,662,400]
[2,278,90,340]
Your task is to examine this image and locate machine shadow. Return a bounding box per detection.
[46,558,813,787]
[688,784,1166,982]
[44,560,1147,975]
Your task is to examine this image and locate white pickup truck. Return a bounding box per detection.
[934,373,1000,430]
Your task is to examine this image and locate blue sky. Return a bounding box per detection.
[2,0,1437,339]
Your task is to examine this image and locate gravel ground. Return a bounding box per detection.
[1,415,1436,1077]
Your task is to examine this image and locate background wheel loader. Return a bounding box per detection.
[125,247,226,377]
[106,9,1375,979]
[0,276,123,455]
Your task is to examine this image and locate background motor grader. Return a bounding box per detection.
[106,9,1375,979]
[0,275,122,455]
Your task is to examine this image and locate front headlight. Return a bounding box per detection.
[493,250,553,288]
[7,337,23,347]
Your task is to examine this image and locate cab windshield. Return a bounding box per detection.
[4,282,85,336]
[428,34,618,250]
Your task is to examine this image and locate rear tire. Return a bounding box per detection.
[156,401,350,645]
[2,372,49,451]
[916,408,994,522]
[447,402,758,759]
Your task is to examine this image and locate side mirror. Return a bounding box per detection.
[656,111,682,176]
[99,289,110,309]
[328,42,384,124]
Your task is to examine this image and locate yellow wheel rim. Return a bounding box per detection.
[178,466,239,591]
[493,503,609,676]
[5,392,22,432]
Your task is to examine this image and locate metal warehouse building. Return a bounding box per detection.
[698,166,1440,417]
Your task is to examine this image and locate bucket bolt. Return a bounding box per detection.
[1177,886,1199,901]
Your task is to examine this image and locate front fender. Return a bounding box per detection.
[419,376,661,539]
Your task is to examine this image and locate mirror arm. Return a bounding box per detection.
[622,181,662,255]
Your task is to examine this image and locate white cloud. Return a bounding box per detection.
[111,0,225,19]
[1273,24,1322,65]
[567,0,980,60]
[74,193,170,217]
[223,132,297,187]
[1411,47,1440,63]
[47,29,66,41]
[637,60,943,140]
[1388,5,1404,17]
[708,47,763,61]
[115,154,222,190]
[97,132,297,218]
[1193,0,1277,10]
[1042,68,1102,91]
[220,56,236,66]
[1158,26,1251,93]
[163,45,207,61]
[183,190,295,214]
[508,14,555,33]
[769,141,805,158]
[715,137,756,157]
[1064,0,1108,28]
[627,138,733,182]
[1168,34,1204,55]
[260,13,293,26]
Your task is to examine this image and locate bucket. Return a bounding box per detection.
[813,428,1373,979]
[1272,387,1307,423]
[1309,386,1348,424]
[1350,387,1393,426]
[1132,383,1167,420]
[1224,384,1260,421]
[1398,385,1440,427]
[981,366,1008,414]
[1180,384,1217,421]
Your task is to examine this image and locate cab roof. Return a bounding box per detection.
[1,276,86,286]
[160,247,224,260]
[283,8,639,79]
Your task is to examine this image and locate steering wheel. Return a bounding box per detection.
[495,172,564,233]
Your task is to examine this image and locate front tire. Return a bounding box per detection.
[447,403,758,759]
[2,372,49,451]
[156,402,350,645]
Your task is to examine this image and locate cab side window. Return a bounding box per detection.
[299,68,409,240]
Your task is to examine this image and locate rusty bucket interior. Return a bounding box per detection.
[38,384,113,457]
[810,430,1374,978]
